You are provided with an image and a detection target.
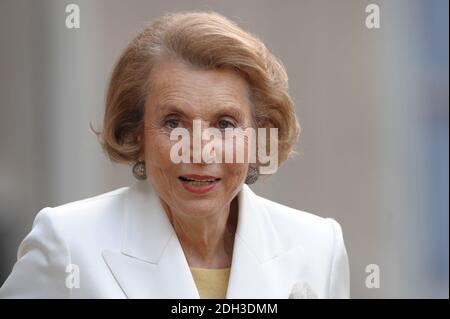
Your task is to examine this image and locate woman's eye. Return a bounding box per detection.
[217,119,236,129]
[164,119,180,129]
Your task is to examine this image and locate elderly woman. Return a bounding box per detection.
[0,11,349,299]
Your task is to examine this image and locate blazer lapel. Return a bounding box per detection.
[102,180,199,298]
[102,237,199,298]
[226,184,308,298]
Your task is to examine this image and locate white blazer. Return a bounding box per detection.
[0,180,350,299]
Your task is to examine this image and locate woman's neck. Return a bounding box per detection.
[163,197,238,269]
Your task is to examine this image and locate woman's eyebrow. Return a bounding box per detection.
[155,103,189,117]
[214,105,246,121]
[156,101,247,120]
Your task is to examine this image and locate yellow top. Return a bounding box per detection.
[189,267,231,299]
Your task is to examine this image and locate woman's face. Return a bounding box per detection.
[142,60,253,219]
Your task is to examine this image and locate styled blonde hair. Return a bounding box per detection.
[98,11,300,172]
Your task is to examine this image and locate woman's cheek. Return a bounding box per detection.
[224,163,248,185]
[145,134,175,169]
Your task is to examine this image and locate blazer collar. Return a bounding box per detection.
[103,180,301,298]
[120,180,284,264]
[120,180,174,263]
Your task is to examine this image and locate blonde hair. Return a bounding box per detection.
[98,11,300,172]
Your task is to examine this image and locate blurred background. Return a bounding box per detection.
[0,0,448,298]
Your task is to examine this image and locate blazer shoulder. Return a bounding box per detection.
[35,186,129,240]
[253,193,344,251]
[255,193,337,229]
[53,186,128,210]
[45,186,128,217]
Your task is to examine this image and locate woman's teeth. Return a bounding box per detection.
[184,180,215,186]
[179,176,219,185]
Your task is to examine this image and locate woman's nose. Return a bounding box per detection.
[189,119,222,164]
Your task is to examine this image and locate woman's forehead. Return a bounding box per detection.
[147,60,251,105]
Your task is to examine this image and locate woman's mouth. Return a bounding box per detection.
[178,175,221,194]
